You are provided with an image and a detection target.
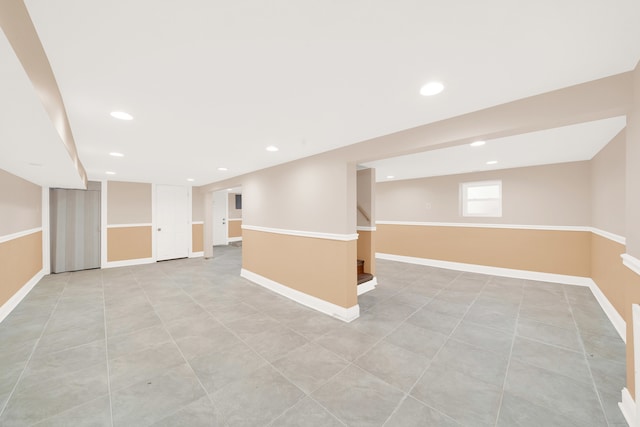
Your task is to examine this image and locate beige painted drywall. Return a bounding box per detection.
[591,130,626,236]
[0,231,42,308]
[376,161,591,226]
[106,181,152,225]
[627,61,640,258]
[0,169,41,236]
[192,186,204,222]
[107,226,152,261]
[192,223,203,252]
[228,193,242,220]
[357,168,375,227]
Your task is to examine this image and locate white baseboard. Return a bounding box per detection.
[357,277,377,295]
[376,253,593,286]
[228,237,242,243]
[620,387,635,427]
[103,257,155,269]
[189,251,204,258]
[588,278,626,342]
[240,268,360,322]
[0,269,45,323]
[376,252,626,342]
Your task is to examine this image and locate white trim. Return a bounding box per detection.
[376,252,627,342]
[356,226,377,232]
[241,268,360,322]
[592,228,626,245]
[0,269,45,323]
[623,253,640,277]
[620,387,635,427]
[151,183,157,262]
[228,236,243,243]
[376,220,590,232]
[103,257,155,269]
[357,277,377,295]
[242,225,358,242]
[633,305,640,427]
[228,218,242,222]
[0,227,42,244]
[100,180,108,268]
[41,187,50,275]
[189,251,204,258]
[192,221,204,225]
[106,223,153,228]
[590,278,626,342]
[376,253,593,286]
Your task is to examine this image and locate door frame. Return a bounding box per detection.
[212,190,229,246]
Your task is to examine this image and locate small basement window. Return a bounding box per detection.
[460,180,502,217]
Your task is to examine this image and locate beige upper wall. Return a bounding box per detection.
[239,153,356,234]
[0,168,41,236]
[192,186,204,222]
[627,61,640,258]
[228,193,242,219]
[107,181,152,225]
[376,161,591,226]
[591,130,626,236]
[357,168,375,227]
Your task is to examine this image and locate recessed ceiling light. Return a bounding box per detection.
[106,171,116,175]
[420,81,444,96]
[109,152,124,157]
[227,188,233,191]
[217,167,228,171]
[110,111,133,120]
[386,175,395,179]
[266,145,279,152]
[486,160,498,165]
[470,140,485,147]
[187,178,195,182]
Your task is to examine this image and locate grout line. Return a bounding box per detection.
[0,274,70,420]
[101,270,115,427]
[492,278,525,426]
[563,286,613,426]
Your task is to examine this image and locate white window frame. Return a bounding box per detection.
[460,180,502,217]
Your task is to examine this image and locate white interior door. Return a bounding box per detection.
[157,185,189,261]
[212,190,228,245]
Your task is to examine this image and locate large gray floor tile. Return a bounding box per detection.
[212,364,304,426]
[312,365,404,427]
[112,363,205,427]
[224,312,281,339]
[109,341,185,391]
[31,395,112,427]
[188,341,266,394]
[273,342,349,394]
[432,338,509,387]
[406,307,461,335]
[496,391,582,427]
[505,360,607,426]
[581,332,626,362]
[314,326,378,361]
[511,336,591,384]
[518,304,576,330]
[107,325,172,360]
[384,396,460,427]
[174,323,241,360]
[516,317,582,352]
[355,340,429,391]
[151,396,220,427]
[0,363,109,426]
[244,326,309,362]
[385,322,448,359]
[411,362,502,427]
[450,319,514,358]
[271,397,344,427]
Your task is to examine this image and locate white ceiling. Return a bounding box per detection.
[2,1,640,187]
[363,116,627,182]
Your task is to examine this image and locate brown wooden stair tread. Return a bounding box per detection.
[358,273,374,285]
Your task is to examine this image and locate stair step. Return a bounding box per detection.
[358,273,374,285]
[357,259,364,266]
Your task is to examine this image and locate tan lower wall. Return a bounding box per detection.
[242,229,357,308]
[624,265,640,399]
[357,230,375,275]
[107,226,152,262]
[192,223,203,252]
[0,231,42,307]
[229,220,242,238]
[376,224,591,277]
[591,234,627,318]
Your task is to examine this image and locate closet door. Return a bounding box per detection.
[156,185,189,261]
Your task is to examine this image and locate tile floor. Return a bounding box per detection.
[0,245,627,426]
